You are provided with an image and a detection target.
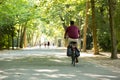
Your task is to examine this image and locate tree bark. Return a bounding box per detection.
[20,25,24,48]
[91,0,99,55]
[16,24,21,48]
[108,0,118,59]
[59,15,67,31]
[83,0,90,52]
[59,15,68,47]
[23,27,27,48]
[20,23,27,48]
[11,27,14,50]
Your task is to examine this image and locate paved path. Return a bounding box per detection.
[0,47,120,80]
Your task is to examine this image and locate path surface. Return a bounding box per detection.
[0,47,120,80]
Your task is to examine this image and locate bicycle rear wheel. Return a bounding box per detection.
[71,51,76,66]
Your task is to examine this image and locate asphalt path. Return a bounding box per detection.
[0,47,120,80]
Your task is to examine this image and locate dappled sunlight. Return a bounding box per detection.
[0,75,8,80]
[33,69,74,79]
[0,68,76,79]
[0,65,120,80]
[0,70,8,79]
[112,70,120,73]
[2,69,27,75]
[0,48,120,80]
[23,46,40,50]
[54,55,67,59]
[80,52,107,58]
[24,46,57,50]
[29,77,38,80]
[34,69,76,78]
[80,53,95,57]
[35,69,58,73]
[42,73,75,78]
[84,73,118,80]
[32,73,40,76]
[49,59,63,63]
[0,70,4,73]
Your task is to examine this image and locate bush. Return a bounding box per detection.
[98,32,111,51]
[117,42,120,52]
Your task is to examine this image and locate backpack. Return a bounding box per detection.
[67,45,80,57]
[67,45,72,56]
[75,48,80,57]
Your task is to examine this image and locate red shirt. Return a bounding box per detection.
[65,25,80,39]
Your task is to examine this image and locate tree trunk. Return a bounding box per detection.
[7,27,10,50]
[83,0,90,52]
[11,30,14,50]
[108,0,118,59]
[16,25,20,48]
[11,26,15,50]
[20,23,27,48]
[59,15,68,47]
[23,27,27,48]
[91,0,99,55]
[20,25,24,48]
[59,15,67,31]
[34,33,39,46]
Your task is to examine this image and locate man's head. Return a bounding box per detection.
[70,21,74,25]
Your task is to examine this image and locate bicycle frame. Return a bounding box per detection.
[69,41,77,66]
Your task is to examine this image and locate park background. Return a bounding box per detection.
[0,0,120,59]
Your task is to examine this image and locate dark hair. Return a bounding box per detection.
[70,21,74,25]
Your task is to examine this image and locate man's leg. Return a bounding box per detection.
[68,38,79,63]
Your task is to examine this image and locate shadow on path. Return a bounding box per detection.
[0,48,120,80]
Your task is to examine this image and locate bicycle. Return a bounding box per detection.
[68,41,78,66]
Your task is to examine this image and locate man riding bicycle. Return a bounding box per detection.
[64,21,80,63]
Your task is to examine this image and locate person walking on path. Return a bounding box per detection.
[47,41,50,48]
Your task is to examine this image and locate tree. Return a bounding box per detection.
[115,1,120,52]
[90,0,99,54]
[108,0,118,59]
[83,0,90,52]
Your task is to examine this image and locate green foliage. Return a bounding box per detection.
[117,42,120,51]
[91,0,111,51]
[0,0,119,50]
[115,1,120,51]
[0,34,9,49]
[98,31,111,51]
